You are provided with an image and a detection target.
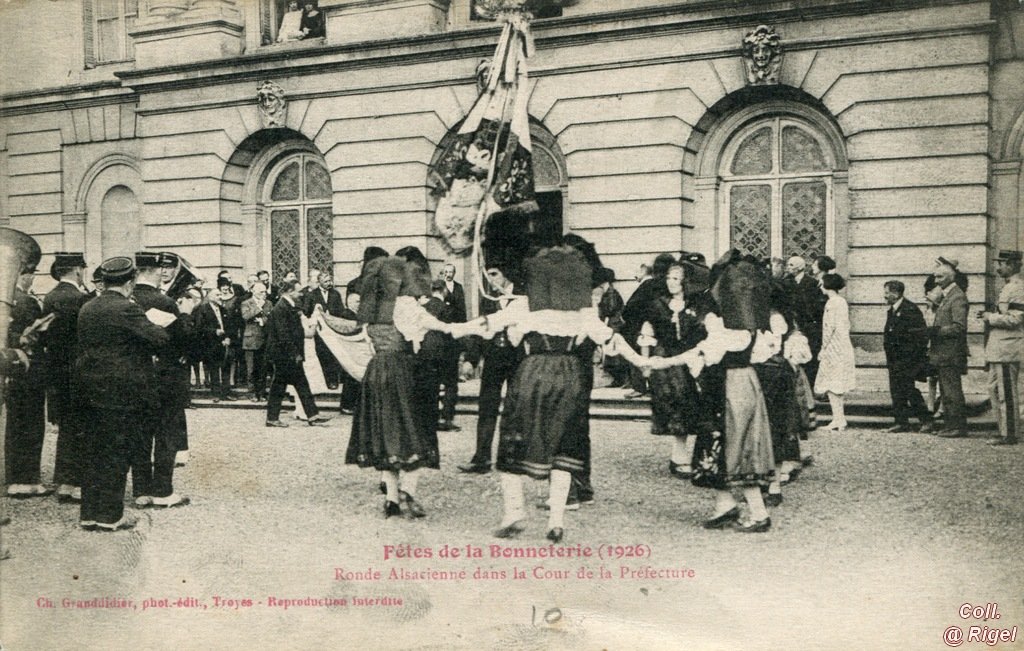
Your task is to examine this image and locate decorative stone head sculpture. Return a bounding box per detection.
[742,25,782,85]
[257,80,287,128]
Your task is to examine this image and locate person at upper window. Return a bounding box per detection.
[276,0,305,42]
[300,1,326,39]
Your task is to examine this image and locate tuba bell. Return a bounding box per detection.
[160,252,203,300]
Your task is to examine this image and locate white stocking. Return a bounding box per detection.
[401,468,421,498]
[743,486,769,521]
[499,472,525,527]
[547,470,572,530]
[670,436,689,465]
[382,471,400,503]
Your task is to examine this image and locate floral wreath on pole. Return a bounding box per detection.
[429,0,576,300]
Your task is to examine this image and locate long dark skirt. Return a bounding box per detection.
[345,350,439,471]
[649,364,707,437]
[754,357,801,464]
[497,353,589,480]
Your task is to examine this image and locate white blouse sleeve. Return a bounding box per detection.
[393,296,445,346]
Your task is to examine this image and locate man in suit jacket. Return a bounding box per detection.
[882,280,932,432]
[193,284,237,401]
[130,252,196,508]
[303,271,346,389]
[981,249,1024,446]
[241,282,273,400]
[437,263,466,431]
[76,257,170,531]
[928,257,970,438]
[264,280,330,427]
[42,252,91,501]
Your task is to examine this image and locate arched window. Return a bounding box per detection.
[263,153,333,282]
[719,117,835,260]
[100,185,140,258]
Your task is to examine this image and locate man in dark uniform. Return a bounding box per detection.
[882,280,932,432]
[264,279,331,428]
[437,263,467,431]
[77,257,171,531]
[42,252,90,502]
[131,252,196,508]
[5,259,50,498]
[458,260,521,474]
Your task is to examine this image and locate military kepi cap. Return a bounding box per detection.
[994,249,1022,263]
[935,256,959,271]
[50,252,86,280]
[135,251,162,269]
[159,252,180,268]
[98,256,136,284]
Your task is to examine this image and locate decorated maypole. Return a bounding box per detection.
[430,0,574,300]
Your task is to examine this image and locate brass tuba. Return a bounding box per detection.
[0,227,42,368]
[0,227,42,513]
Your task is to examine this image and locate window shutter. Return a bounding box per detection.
[260,0,273,45]
[83,0,96,68]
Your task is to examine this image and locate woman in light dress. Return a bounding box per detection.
[814,273,856,430]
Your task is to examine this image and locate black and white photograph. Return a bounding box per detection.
[1,0,1023,649]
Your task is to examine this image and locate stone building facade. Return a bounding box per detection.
[1,0,1022,388]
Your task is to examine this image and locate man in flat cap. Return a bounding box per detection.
[41,252,90,502]
[928,256,970,438]
[76,257,171,531]
[131,251,197,507]
[980,250,1024,446]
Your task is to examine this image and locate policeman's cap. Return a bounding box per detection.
[994,250,1022,264]
[98,257,136,284]
[134,251,162,269]
[50,251,86,280]
[159,252,180,268]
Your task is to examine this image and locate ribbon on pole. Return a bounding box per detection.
[429,4,539,299]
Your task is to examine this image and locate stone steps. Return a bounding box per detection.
[187,383,996,430]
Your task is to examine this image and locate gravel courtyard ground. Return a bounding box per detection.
[2,408,1022,651]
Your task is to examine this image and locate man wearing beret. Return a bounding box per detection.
[928,257,970,438]
[77,257,171,531]
[131,252,197,507]
[42,253,90,503]
[980,250,1024,446]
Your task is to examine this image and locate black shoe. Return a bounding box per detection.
[734,517,771,533]
[457,462,491,474]
[669,461,693,479]
[384,501,401,518]
[988,438,1018,446]
[221,395,237,402]
[339,408,354,415]
[400,491,426,519]
[494,520,526,538]
[765,493,783,507]
[378,481,387,495]
[702,507,741,529]
[787,467,802,482]
[546,527,564,543]
[265,420,290,428]
[919,422,939,434]
[308,414,332,424]
[937,429,967,439]
[437,421,461,432]
[326,383,339,390]
[886,424,914,433]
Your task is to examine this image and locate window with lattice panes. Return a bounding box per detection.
[265,154,334,284]
[85,0,138,65]
[720,117,834,261]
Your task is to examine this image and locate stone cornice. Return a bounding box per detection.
[0,0,994,115]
